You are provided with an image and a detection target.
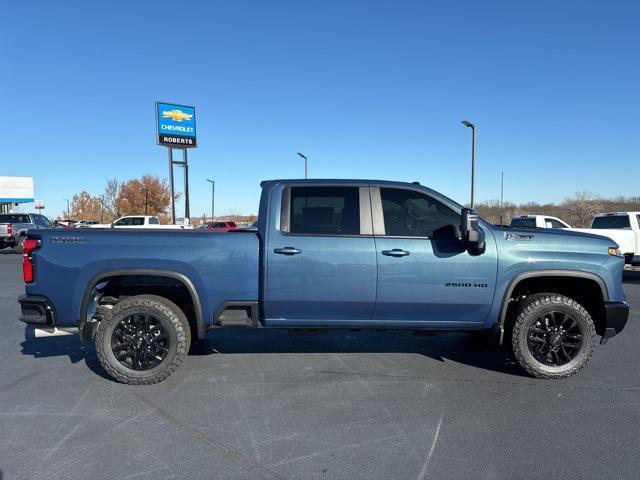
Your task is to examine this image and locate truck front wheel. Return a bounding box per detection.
[95,295,191,384]
[512,293,596,379]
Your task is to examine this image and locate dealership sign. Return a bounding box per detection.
[156,102,197,148]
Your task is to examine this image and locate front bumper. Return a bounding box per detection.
[18,295,56,326]
[601,301,630,342]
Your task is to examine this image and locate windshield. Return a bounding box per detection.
[510,218,536,228]
[592,215,631,229]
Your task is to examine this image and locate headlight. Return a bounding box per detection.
[608,247,622,257]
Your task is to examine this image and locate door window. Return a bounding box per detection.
[33,215,47,226]
[379,188,460,237]
[545,218,567,229]
[114,217,134,226]
[288,187,360,235]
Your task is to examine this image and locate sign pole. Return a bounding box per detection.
[168,147,176,224]
[156,101,196,225]
[183,148,190,221]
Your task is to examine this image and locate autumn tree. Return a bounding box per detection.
[71,191,104,221]
[116,175,174,216]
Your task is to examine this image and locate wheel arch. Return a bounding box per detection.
[78,268,205,341]
[498,270,609,337]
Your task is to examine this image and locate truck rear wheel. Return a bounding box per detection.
[95,295,191,384]
[13,235,24,254]
[512,293,596,379]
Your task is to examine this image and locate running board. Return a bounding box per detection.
[34,327,79,338]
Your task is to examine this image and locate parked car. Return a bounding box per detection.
[0,213,53,253]
[87,215,192,229]
[18,179,629,384]
[55,220,77,228]
[569,212,640,265]
[200,221,237,232]
[510,215,571,229]
[74,220,101,228]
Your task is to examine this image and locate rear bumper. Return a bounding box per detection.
[18,295,56,326]
[601,301,630,342]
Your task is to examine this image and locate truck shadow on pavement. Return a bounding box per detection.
[20,327,525,380]
[20,329,112,380]
[190,328,526,377]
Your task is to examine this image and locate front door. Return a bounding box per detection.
[369,186,497,328]
[263,185,377,327]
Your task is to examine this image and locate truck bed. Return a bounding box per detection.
[25,228,260,329]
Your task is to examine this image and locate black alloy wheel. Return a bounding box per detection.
[111,313,169,370]
[526,311,583,366]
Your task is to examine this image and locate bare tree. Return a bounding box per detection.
[562,192,603,227]
[103,179,121,219]
[475,192,639,227]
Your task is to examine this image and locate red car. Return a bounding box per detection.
[200,221,237,232]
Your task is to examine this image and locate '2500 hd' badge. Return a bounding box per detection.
[445,282,488,288]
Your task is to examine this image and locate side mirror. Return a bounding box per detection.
[461,208,486,255]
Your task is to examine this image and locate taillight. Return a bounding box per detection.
[7,224,12,235]
[22,239,40,283]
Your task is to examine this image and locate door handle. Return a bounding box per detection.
[381,248,410,257]
[274,247,302,255]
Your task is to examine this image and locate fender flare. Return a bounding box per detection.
[78,268,205,341]
[497,269,609,330]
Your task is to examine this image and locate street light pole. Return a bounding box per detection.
[500,171,504,226]
[206,179,215,220]
[98,195,104,223]
[461,120,476,208]
[297,152,308,179]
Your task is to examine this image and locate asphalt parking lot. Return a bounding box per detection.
[0,251,638,480]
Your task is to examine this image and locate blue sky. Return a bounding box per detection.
[1,0,638,218]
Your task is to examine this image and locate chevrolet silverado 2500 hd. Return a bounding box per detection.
[18,180,629,383]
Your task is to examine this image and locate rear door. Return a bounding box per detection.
[263,184,376,327]
[369,186,497,327]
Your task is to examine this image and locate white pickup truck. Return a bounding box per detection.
[87,215,192,229]
[570,212,640,265]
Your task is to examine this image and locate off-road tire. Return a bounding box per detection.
[96,295,191,384]
[512,293,596,379]
[13,235,24,254]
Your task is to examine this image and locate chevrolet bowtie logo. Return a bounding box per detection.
[162,109,193,122]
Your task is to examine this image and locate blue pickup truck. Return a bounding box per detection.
[18,179,629,384]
